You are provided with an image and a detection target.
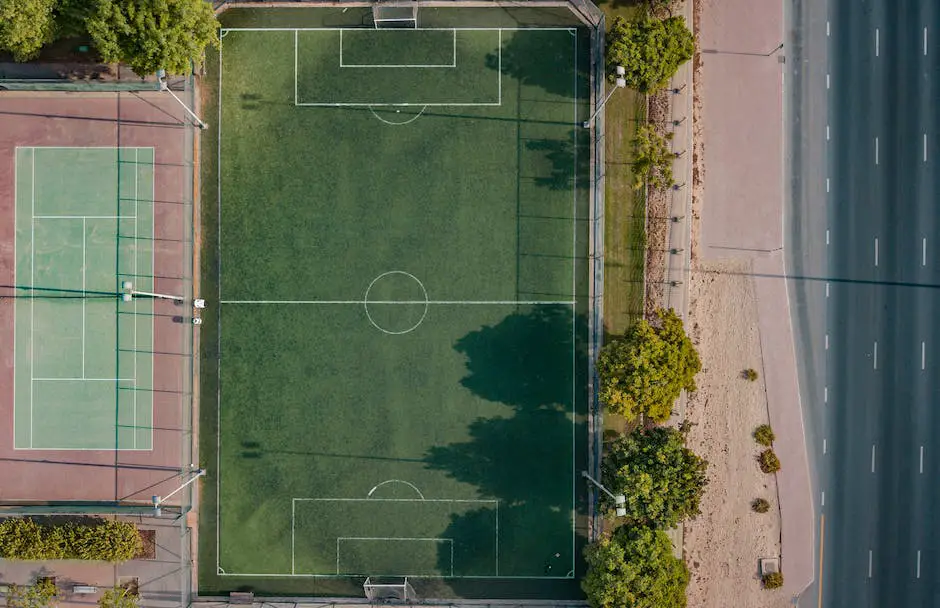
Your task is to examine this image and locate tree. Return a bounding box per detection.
[601,426,708,528]
[582,526,689,608]
[606,15,694,93]
[97,587,138,608]
[0,0,57,61]
[632,124,674,191]
[85,0,219,76]
[597,308,701,421]
[6,578,57,608]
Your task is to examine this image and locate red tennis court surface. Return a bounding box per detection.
[0,91,195,505]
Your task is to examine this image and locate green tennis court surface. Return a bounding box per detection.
[207,19,590,591]
[14,147,154,450]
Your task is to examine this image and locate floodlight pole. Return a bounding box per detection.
[153,468,205,513]
[582,471,627,516]
[583,65,627,129]
[157,71,207,130]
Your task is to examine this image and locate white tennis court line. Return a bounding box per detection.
[216,38,225,577]
[336,537,454,577]
[220,300,575,305]
[338,28,458,68]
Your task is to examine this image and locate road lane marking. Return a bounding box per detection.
[826,73,830,89]
[821,490,825,506]
[924,237,928,266]
[925,133,928,162]
[921,446,925,473]
[827,125,830,140]
[926,27,929,56]
[826,282,830,297]
[869,549,873,578]
[826,230,830,245]
[825,334,829,350]
[922,341,926,370]
[826,178,830,193]
[827,21,830,37]
[871,444,876,472]
[917,550,922,578]
[823,438,827,454]
[824,386,828,402]
[875,28,880,57]
[817,515,826,608]
[873,341,878,369]
[874,237,879,266]
[875,137,879,165]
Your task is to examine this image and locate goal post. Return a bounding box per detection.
[363,577,417,602]
[372,3,418,28]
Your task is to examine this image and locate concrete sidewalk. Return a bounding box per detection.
[699,0,815,597]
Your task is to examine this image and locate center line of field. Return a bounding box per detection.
[873,340,878,369]
[871,444,877,473]
[874,237,879,266]
[220,299,575,305]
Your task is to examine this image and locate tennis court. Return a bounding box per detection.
[202,6,593,596]
[13,147,154,450]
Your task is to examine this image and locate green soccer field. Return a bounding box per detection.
[14,147,154,450]
[202,10,591,596]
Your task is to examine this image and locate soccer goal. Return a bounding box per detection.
[363,577,417,602]
[373,3,418,28]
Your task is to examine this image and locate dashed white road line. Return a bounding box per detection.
[827,20,831,37]
[825,334,829,350]
[917,550,922,578]
[869,549,874,578]
[873,341,878,369]
[821,490,826,506]
[826,229,831,245]
[826,282,830,298]
[925,133,928,162]
[875,137,879,165]
[871,444,877,473]
[827,73,831,89]
[823,438,828,454]
[875,237,879,266]
[827,124,830,140]
[920,446,925,474]
[925,27,929,56]
[875,28,880,57]
[824,386,829,403]
[826,177,830,193]
[924,237,928,266]
[922,341,926,370]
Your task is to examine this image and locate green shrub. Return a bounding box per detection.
[743,368,758,381]
[0,518,141,562]
[753,424,775,446]
[7,577,57,608]
[758,449,781,474]
[762,571,783,589]
[751,498,770,513]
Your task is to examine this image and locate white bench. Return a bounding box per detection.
[72,586,98,595]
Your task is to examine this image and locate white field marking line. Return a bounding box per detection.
[495,500,500,576]
[218,573,573,580]
[875,28,880,57]
[339,28,458,68]
[33,215,134,219]
[133,148,138,450]
[291,499,296,575]
[498,28,503,106]
[369,105,427,126]
[869,549,874,578]
[924,237,928,266]
[920,446,925,473]
[220,299,575,305]
[224,26,576,32]
[875,137,879,165]
[917,550,922,578]
[922,341,926,370]
[82,217,86,379]
[367,479,425,499]
[30,148,35,448]
[216,36,224,577]
[570,27,577,575]
[294,497,498,503]
[874,237,879,266]
[33,378,135,381]
[335,537,454,577]
[873,340,878,369]
[294,30,298,106]
[148,149,154,450]
[871,444,877,473]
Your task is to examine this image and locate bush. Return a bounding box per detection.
[6,578,57,608]
[0,518,141,562]
[743,368,758,381]
[753,424,775,446]
[762,571,783,589]
[606,15,695,93]
[758,449,781,474]
[751,498,770,513]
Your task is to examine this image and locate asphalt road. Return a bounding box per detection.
[793,1,940,606]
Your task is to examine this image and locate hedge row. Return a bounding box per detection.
[0,518,142,562]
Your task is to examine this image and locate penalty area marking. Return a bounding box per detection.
[368,479,425,499]
[370,105,427,126]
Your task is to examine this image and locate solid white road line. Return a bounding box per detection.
[920,446,925,473]
[872,444,877,473]
[869,549,874,578]
[876,28,880,57]
[922,341,926,370]
[875,137,879,165]
[917,550,922,578]
[875,237,879,266]
[873,341,878,369]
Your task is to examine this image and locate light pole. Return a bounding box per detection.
[583,66,627,129]
[152,467,206,516]
[156,70,208,130]
[582,471,627,517]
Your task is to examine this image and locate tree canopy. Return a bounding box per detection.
[582,526,689,608]
[597,308,701,421]
[0,0,57,61]
[84,0,219,75]
[632,124,674,190]
[97,587,139,608]
[6,578,57,608]
[601,426,708,528]
[606,15,695,93]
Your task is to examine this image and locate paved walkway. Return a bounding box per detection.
[698,0,815,597]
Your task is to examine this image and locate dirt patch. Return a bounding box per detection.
[643,89,673,314]
[137,529,156,560]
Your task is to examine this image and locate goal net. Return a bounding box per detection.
[373,3,418,28]
[363,577,417,602]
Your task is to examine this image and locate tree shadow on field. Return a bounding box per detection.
[525,130,590,191]
[486,29,580,99]
[423,306,589,579]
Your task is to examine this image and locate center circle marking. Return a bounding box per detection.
[363,271,429,335]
